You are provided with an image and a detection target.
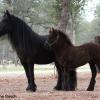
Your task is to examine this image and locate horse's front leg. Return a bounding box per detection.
[21,61,37,92]
[28,63,37,92]
[54,62,63,90]
[68,70,77,91]
[87,61,97,91]
[21,61,31,91]
[63,67,70,91]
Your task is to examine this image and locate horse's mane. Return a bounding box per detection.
[8,14,44,52]
[57,29,73,46]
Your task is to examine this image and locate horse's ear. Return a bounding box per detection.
[50,27,55,33]
[49,27,53,33]
[52,27,55,32]
[5,10,11,18]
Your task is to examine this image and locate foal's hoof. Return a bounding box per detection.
[26,85,37,92]
[87,87,94,91]
[63,86,70,91]
[69,85,76,91]
[54,85,62,90]
[69,87,76,91]
[70,88,75,91]
[87,88,94,91]
[63,88,70,91]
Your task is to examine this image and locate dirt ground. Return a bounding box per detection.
[0,72,100,100]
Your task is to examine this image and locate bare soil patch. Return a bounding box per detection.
[0,72,100,100]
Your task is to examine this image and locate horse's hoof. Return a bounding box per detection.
[27,88,36,92]
[87,88,94,91]
[54,85,62,90]
[63,88,70,91]
[69,87,76,91]
[26,86,30,91]
[26,87,37,92]
[26,85,37,92]
[63,86,70,91]
[87,89,93,91]
[70,88,75,91]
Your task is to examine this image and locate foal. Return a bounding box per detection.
[46,28,100,91]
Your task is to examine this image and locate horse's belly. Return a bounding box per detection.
[34,59,53,64]
[34,55,54,64]
[72,57,89,68]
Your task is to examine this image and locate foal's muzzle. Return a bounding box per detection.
[44,40,53,51]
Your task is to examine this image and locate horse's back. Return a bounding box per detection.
[64,43,100,67]
[80,43,100,62]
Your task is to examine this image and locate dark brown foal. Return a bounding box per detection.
[46,28,100,91]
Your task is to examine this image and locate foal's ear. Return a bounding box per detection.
[49,27,55,33]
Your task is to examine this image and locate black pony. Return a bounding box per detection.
[46,28,100,91]
[0,11,77,92]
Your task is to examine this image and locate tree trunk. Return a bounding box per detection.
[57,0,75,44]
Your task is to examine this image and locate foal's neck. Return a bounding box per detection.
[55,39,71,53]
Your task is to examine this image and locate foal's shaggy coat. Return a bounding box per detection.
[47,28,100,91]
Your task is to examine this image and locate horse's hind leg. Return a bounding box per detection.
[87,61,97,91]
[28,63,37,92]
[63,67,70,91]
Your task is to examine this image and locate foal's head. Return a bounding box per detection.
[45,28,73,49]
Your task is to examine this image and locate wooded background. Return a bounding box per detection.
[0,0,99,64]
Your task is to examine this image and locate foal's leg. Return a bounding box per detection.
[54,62,62,90]
[87,61,97,91]
[68,70,77,91]
[63,67,70,91]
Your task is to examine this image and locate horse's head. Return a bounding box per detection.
[48,28,59,45]
[44,27,73,50]
[0,10,13,37]
[44,28,59,50]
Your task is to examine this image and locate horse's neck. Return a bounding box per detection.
[8,20,43,52]
[9,25,38,50]
[18,23,39,41]
[55,40,69,53]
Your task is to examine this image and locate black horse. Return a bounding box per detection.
[0,10,77,92]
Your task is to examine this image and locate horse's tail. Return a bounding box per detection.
[96,65,100,73]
